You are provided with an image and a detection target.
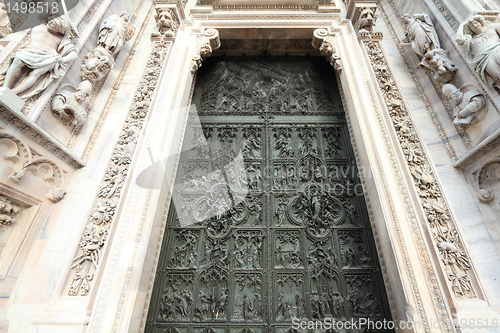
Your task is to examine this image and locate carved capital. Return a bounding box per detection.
[312,29,341,73]
[191,29,220,74]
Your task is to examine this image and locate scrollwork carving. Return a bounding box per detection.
[477,159,500,203]
[192,29,220,74]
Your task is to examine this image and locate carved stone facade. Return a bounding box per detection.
[0,0,499,332]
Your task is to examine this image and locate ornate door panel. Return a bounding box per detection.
[146,58,392,333]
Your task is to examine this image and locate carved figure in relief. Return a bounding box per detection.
[0,16,77,99]
[0,2,12,38]
[155,8,176,37]
[81,47,115,83]
[275,200,286,226]
[159,287,193,320]
[456,15,500,89]
[341,247,355,267]
[402,13,441,58]
[276,292,293,321]
[357,7,376,33]
[331,291,344,319]
[274,131,293,157]
[51,80,92,126]
[419,49,458,83]
[242,134,260,158]
[355,293,380,318]
[247,166,262,190]
[97,12,135,56]
[442,83,486,126]
[295,291,305,318]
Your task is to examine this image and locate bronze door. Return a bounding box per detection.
[146,58,392,333]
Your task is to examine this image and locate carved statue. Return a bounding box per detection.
[456,15,500,89]
[0,16,77,99]
[51,80,92,126]
[402,13,441,58]
[357,7,375,33]
[0,2,12,38]
[419,48,457,83]
[154,8,177,37]
[97,12,135,56]
[442,84,486,126]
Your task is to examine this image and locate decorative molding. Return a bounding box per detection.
[431,0,459,31]
[77,0,107,33]
[68,36,171,296]
[190,13,341,21]
[360,33,476,299]
[0,131,32,172]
